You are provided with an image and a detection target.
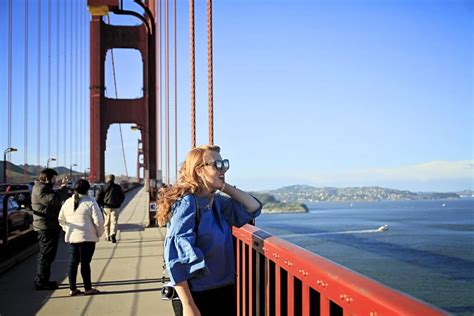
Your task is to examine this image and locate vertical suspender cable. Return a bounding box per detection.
[8,0,12,168]
[47,0,51,161]
[69,0,73,168]
[63,0,67,167]
[37,0,42,166]
[74,0,79,169]
[73,0,76,169]
[207,0,214,145]
[85,8,89,170]
[165,0,170,184]
[56,0,60,164]
[79,1,83,170]
[155,1,160,179]
[75,0,80,169]
[159,0,163,174]
[24,0,29,180]
[190,0,196,148]
[174,0,178,180]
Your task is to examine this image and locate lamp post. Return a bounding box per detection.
[46,157,57,168]
[3,147,18,183]
[84,167,90,180]
[70,163,77,181]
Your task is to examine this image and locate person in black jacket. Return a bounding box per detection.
[97,174,125,243]
[31,168,69,290]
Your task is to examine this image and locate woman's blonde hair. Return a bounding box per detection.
[156,145,220,226]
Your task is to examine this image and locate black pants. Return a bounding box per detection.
[35,229,60,285]
[68,242,96,291]
[173,284,236,316]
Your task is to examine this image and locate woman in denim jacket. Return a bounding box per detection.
[157,145,261,316]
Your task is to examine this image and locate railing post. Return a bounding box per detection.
[287,274,294,315]
[302,284,310,316]
[236,239,241,316]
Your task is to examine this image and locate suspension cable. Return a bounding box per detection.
[37,0,42,166]
[159,0,163,174]
[174,0,178,180]
[165,0,170,184]
[69,0,73,169]
[8,0,12,169]
[56,0,60,166]
[75,0,79,170]
[207,0,214,145]
[24,0,29,180]
[63,0,67,168]
[156,0,160,176]
[48,0,52,161]
[105,14,129,180]
[79,0,83,170]
[190,0,196,148]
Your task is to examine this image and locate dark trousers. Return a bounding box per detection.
[35,229,60,285]
[172,284,236,316]
[68,242,96,291]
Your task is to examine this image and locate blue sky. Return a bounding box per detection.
[1,0,473,192]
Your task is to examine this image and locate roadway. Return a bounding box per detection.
[0,187,174,315]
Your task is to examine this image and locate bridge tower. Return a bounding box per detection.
[88,0,157,185]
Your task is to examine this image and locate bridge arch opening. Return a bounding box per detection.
[104,123,138,182]
[105,48,143,99]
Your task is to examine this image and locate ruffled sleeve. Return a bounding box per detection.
[219,194,262,228]
[164,195,206,285]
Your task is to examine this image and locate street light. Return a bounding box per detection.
[70,163,77,181]
[3,147,17,183]
[84,167,90,179]
[46,157,56,168]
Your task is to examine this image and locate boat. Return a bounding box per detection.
[377,224,390,232]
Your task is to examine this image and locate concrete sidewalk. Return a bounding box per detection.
[0,187,174,316]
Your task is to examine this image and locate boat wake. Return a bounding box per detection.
[279,228,384,239]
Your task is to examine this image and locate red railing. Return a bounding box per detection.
[233,224,448,316]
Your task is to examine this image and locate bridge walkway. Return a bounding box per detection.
[0,187,174,315]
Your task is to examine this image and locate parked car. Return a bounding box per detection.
[0,195,33,236]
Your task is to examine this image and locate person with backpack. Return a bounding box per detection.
[97,174,125,243]
[157,145,262,316]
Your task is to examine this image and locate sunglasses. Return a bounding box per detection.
[204,159,230,171]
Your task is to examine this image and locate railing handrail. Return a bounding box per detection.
[233,224,448,316]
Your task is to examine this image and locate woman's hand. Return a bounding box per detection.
[221,183,261,213]
[182,302,201,316]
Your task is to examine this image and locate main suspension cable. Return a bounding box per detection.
[47,0,52,161]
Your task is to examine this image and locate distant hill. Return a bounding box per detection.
[250,192,308,213]
[262,185,462,203]
[2,162,81,183]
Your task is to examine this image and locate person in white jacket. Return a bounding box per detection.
[59,179,104,296]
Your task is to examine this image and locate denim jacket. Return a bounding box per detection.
[164,193,261,291]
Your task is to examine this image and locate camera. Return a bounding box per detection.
[161,283,180,301]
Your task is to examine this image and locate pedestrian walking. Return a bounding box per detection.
[59,179,104,296]
[97,174,125,243]
[31,168,69,290]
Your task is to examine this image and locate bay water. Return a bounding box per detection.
[256,198,474,315]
